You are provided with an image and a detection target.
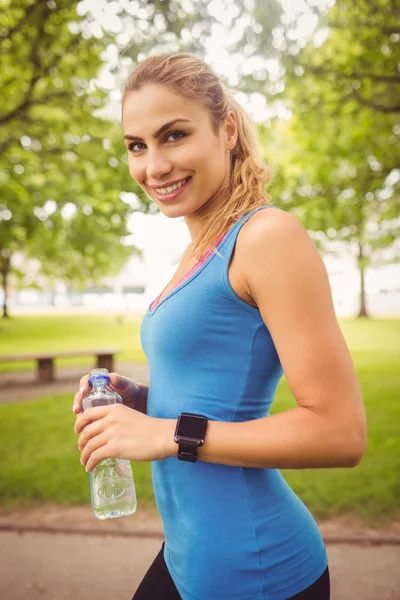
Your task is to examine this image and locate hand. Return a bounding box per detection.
[75,403,177,472]
[72,373,142,415]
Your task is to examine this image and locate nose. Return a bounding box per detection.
[146,148,173,182]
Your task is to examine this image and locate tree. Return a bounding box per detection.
[10,0,395,320]
[1,0,292,317]
[0,0,143,317]
[76,0,285,105]
[269,0,400,318]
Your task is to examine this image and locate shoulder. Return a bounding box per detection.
[235,207,332,320]
[236,207,313,280]
[239,207,306,251]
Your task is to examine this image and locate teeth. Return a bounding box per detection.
[156,178,188,195]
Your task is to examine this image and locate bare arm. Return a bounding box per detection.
[163,210,367,468]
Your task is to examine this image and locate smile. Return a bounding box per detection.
[155,177,189,194]
[153,177,192,202]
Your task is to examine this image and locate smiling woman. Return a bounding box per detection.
[121,82,238,239]
[73,53,366,600]
[120,54,274,261]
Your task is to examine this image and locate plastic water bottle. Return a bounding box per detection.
[82,368,137,520]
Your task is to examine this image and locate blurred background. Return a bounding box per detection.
[1,0,400,318]
[0,1,399,599]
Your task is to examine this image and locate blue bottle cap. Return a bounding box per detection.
[89,368,110,386]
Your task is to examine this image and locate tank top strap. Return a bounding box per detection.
[219,205,280,261]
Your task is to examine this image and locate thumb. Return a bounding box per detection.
[109,373,133,392]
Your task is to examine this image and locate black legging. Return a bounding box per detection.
[132,542,330,599]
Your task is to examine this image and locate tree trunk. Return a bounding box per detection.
[1,255,11,319]
[357,241,369,318]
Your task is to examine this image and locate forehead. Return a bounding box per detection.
[122,84,207,131]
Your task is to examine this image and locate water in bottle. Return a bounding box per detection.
[82,368,137,519]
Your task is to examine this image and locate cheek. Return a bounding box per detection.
[173,145,199,166]
[199,151,225,181]
[127,156,140,181]
[176,144,215,175]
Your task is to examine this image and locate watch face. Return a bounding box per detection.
[178,414,207,439]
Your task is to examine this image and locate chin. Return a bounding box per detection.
[160,206,190,219]
[156,200,199,219]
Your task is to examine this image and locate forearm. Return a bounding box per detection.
[164,406,365,469]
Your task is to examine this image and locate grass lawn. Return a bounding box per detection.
[0,393,154,510]
[0,313,146,371]
[0,314,399,526]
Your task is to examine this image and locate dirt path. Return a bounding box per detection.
[1,504,399,542]
[1,523,399,600]
[1,505,399,600]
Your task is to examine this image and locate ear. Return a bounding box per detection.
[224,110,238,151]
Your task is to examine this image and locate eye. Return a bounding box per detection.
[166,131,186,143]
[127,131,187,154]
[127,141,144,153]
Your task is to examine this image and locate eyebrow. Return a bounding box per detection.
[124,119,191,142]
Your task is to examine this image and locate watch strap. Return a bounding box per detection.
[177,439,200,462]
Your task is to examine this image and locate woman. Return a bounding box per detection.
[73,53,367,600]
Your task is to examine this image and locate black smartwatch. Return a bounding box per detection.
[174,413,208,462]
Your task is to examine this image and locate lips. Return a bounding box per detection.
[152,176,192,202]
[151,177,189,190]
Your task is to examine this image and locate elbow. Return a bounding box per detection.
[345,428,368,468]
[350,441,367,467]
[346,450,364,468]
[338,401,368,467]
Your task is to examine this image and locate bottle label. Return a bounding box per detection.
[92,462,136,509]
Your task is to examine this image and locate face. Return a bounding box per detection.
[122,84,237,224]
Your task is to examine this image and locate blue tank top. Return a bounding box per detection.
[140,206,328,600]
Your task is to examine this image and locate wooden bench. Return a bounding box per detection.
[0,349,119,383]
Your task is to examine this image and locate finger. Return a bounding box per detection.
[78,420,105,452]
[74,406,109,434]
[72,390,86,414]
[85,441,114,473]
[79,374,90,388]
[72,375,90,414]
[80,433,109,469]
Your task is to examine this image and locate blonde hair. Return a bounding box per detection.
[123,53,275,260]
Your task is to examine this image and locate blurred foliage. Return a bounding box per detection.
[267,0,400,316]
[104,0,283,79]
[0,0,399,319]
[0,0,287,317]
[0,0,146,316]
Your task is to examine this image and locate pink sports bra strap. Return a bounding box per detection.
[150,231,228,311]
